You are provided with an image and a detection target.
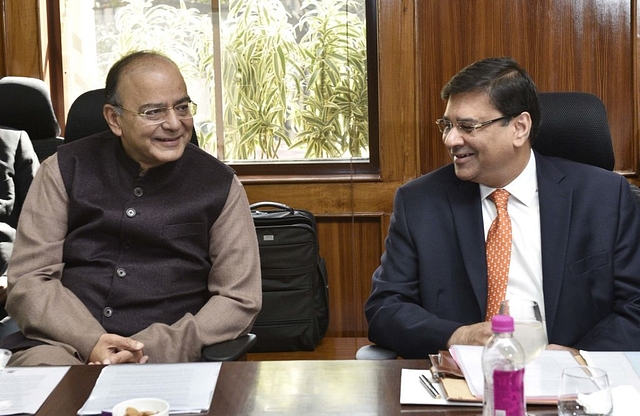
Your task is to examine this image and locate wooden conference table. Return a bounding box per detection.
[36,359,559,416]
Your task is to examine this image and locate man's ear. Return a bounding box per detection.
[512,111,532,148]
[103,104,123,137]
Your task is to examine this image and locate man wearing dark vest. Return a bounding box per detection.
[1,51,262,365]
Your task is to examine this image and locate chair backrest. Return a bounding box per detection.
[533,92,640,207]
[533,92,615,171]
[0,76,64,161]
[64,88,110,144]
[64,88,200,147]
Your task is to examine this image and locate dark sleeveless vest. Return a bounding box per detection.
[56,132,235,336]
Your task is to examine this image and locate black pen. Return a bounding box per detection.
[419,374,441,399]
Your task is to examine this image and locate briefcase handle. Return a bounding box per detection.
[250,201,295,214]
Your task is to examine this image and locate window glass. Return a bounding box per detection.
[60,0,375,171]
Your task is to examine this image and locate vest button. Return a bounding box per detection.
[133,187,144,197]
[126,208,136,218]
[103,307,113,318]
[116,268,127,278]
[122,240,132,249]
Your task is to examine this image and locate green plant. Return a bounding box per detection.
[292,0,369,158]
[94,0,370,161]
[220,0,300,160]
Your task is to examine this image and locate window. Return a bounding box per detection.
[59,0,379,177]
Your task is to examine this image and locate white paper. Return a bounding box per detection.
[450,345,577,399]
[581,351,640,390]
[399,369,481,406]
[77,362,221,415]
[0,366,69,415]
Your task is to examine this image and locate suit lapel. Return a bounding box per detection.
[535,153,572,337]
[448,181,488,313]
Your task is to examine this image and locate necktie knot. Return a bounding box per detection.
[489,189,510,209]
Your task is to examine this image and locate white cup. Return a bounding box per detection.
[111,397,170,416]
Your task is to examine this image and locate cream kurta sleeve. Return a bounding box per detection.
[6,155,107,361]
[132,176,262,362]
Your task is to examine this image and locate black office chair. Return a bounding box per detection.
[533,92,615,171]
[64,88,200,147]
[356,91,630,360]
[534,92,640,205]
[0,76,64,161]
[64,89,111,144]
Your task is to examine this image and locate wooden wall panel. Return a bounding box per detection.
[1,0,42,77]
[317,215,384,338]
[416,0,635,176]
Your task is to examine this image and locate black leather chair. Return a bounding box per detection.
[535,92,640,205]
[64,89,111,144]
[533,92,615,171]
[356,91,633,360]
[0,76,64,161]
[64,88,199,147]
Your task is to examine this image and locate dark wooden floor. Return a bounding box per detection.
[246,337,372,361]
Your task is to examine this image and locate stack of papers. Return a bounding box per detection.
[0,366,69,415]
[78,362,221,415]
[451,345,578,401]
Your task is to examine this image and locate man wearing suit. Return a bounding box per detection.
[0,127,39,318]
[365,57,640,358]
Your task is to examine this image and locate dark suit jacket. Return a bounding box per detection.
[365,151,640,358]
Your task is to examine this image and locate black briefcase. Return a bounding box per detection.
[249,201,329,352]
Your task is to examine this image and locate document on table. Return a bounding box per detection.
[450,345,578,400]
[581,351,640,390]
[77,362,221,415]
[0,366,70,415]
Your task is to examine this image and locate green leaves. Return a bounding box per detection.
[96,0,370,161]
[222,0,369,160]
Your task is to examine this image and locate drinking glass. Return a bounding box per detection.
[558,366,613,416]
[498,299,548,364]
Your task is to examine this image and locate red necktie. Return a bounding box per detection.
[485,189,512,321]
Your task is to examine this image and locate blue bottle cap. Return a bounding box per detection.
[491,314,514,332]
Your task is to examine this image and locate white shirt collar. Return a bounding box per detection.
[480,150,537,207]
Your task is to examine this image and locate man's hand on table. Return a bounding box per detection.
[88,333,148,365]
[447,321,493,348]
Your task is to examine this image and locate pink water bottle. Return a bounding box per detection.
[482,314,526,416]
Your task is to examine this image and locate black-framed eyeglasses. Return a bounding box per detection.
[114,100,197,125]
[435,114,513,137]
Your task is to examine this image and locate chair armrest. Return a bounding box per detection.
[201,333,257,362]
[0,316,19,340]
[355,344,398,360]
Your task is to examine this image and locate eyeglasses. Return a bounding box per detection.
[435,114,513,137]
[114,101,197,124]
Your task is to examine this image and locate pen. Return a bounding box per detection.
[419,373,441,399]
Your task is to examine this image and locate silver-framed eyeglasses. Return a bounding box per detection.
[114,100,197,124]
[435,114,513,137]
